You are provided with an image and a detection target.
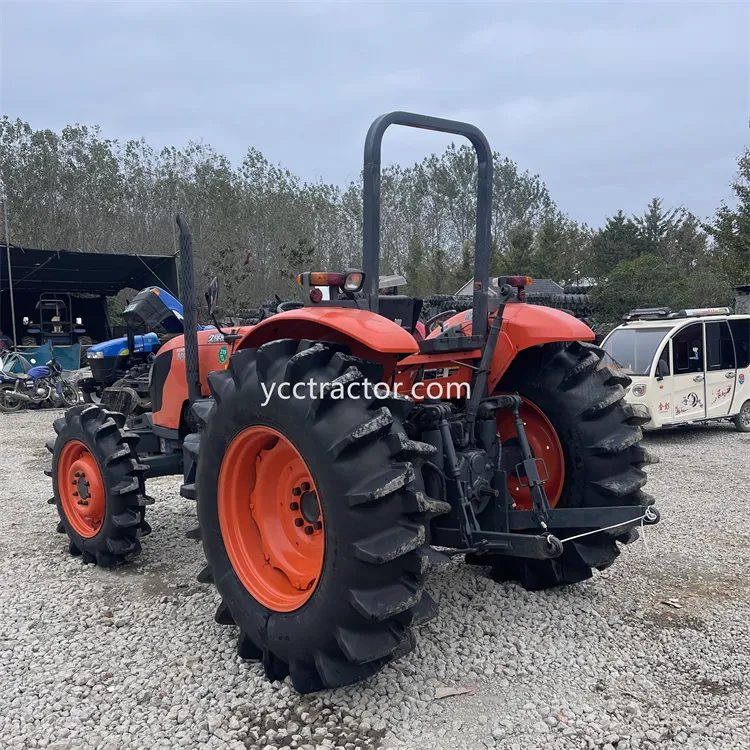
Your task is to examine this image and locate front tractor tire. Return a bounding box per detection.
[48,404,149,566]
[469,341,656,591]
[195,339,447,693]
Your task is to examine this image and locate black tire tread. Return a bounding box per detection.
[477,339,655,590]
[50,403,147,567]
[198,339,447,692]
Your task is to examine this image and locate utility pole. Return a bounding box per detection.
[1,178,17,348]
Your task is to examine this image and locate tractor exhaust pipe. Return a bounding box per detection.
[175,215,201,406]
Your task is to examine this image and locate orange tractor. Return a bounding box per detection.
[47,112,659,693]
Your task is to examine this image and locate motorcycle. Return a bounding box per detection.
[0,354,79,412]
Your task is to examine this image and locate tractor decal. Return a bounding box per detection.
[658,401,670,412]
[740,373,746,385]
[217,346,228,364]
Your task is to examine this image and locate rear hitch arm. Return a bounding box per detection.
[437,411,481,548]
[484,393,553,530]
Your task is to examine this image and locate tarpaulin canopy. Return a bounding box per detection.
[0,243,179,345]
[0,244,178,296]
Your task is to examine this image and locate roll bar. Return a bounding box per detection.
[363,112,493,339]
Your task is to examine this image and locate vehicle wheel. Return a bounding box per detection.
[467,341,657,591]
[82,388,103,405]
[0,384,23,412]
[734,400,750,432]
[48,404,149,566]
[195,339,448,693]
[78,336,94,347]
[21,336,37,348]
[59,380,80,407]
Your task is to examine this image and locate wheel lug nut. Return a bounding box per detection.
[294,518,304,527]
[74,472,81,478]
[300,482,310,492]
[289,502,299,511]
[304,526,314,535]
[314,521,322,530]
[73,492,78,497]
[263,553,270,562]
[292,487,301,496]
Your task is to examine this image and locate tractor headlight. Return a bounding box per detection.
[87,351,105,359]
[632,384,646,397]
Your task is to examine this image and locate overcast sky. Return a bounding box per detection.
[1,1,747,227]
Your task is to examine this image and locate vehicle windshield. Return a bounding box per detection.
[601,327,671,375]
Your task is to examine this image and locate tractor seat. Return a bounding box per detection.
[11,372,30,380]
[418,323,484,354]
[377,295,423,334]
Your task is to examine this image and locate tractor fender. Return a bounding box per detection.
[488,304,595,392]
[235,307,419,371]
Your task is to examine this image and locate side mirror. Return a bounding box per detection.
[657,360,669,379]
[205,277,220,318]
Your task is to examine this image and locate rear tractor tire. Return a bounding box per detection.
[468,340,657,591]
[194,339,449,693]
[48,404,150,566]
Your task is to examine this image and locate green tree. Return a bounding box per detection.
[457,239,474,285]
[502,224,535,275]
[589,210,642,277]
[592,254,687,321]
[705,147,750,284]
[404,231,425,295]
[634,197,681,256]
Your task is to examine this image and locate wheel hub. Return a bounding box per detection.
[76,473,91,501]
[218,426,325,612]
[58,441,105,538]
[496,396,564,510]
[300,490,320,525]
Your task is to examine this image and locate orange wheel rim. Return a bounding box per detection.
[218,426,324,612]
[496,397,564,510]
[58,440,106,538]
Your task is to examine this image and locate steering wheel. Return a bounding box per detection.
[277,301,305,314]
[425,309,458,334]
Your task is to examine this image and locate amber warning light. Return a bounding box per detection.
[297,271,366,294]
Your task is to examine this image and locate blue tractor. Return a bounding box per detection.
[79,286,187,410]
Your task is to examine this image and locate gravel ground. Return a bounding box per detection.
[1,408,749,750]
